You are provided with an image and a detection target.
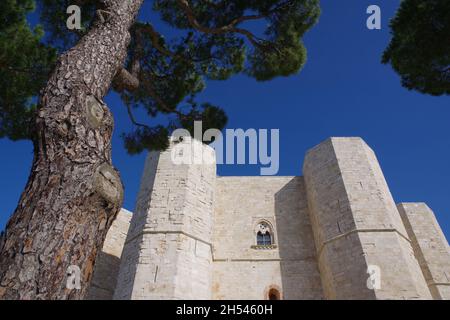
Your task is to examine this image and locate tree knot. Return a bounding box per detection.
[94,163,123,206]
[85,95,105,129]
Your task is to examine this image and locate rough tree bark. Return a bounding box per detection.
[0,0,144,299]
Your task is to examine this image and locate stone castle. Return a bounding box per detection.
[86,137,450,300]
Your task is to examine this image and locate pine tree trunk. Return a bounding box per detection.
[0,0,144,300]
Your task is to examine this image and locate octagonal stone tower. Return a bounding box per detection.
[303,138,431,299]
[114,137,216,300]
[398,203,450,299]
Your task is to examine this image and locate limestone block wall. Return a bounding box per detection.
[397,203,450,299]
[113,138,216,300]
[105,136,450,300]
[303,137,431,299]
[212,176,323,300]
[86,209,132,300]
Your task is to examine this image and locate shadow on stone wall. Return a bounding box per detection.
[274,177,323,300]
[111,152,161,300]
[86,251,122,300]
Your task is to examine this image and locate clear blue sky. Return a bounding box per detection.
[1,1,449,239]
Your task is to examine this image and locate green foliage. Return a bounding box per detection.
[123,125,170,155]
[0,0,56,141]
[383,0,450,96]
[2,0,320,151]
[121,0,320,151]
[153,0,320,81]
[179,102,228,137]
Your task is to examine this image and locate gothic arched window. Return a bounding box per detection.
[257,231,272,246]
[255,221,274,246]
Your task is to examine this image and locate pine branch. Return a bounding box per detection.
[125,103,151,129]
[113,67,140,92]
[177,0,268,49]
